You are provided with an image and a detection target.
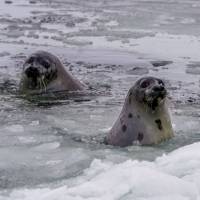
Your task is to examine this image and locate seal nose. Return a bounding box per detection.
[25,66,40,78]
[152,85,165,92]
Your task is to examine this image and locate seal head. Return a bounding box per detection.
[134,76,167,110]
[106,76,174,147]
[19,51,83,95]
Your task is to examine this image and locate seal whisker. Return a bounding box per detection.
[41,76,47,93]
[38,77,42,92]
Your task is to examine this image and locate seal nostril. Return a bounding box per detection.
[153,86,164,92]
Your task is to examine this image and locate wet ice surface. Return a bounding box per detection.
[0,0,200,199]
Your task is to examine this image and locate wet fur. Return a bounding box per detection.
[106,77,174,147]
[19,51,84,95]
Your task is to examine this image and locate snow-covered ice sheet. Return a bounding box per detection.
[2,142,200,200]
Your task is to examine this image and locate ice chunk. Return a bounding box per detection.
[5,142,200,200]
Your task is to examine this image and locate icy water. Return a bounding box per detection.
[0,0,200,199]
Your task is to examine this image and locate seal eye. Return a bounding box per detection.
[158,80,165,86]
[41,60,50,69]
[140,80,150,88]
[27,57,34,64]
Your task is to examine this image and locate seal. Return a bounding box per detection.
[19,51,84,95]
[105,76,174,147]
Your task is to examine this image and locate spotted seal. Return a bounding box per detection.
[19,51,84,95]
[105,76,174,147]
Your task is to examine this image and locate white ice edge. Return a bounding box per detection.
[2,142,200,200]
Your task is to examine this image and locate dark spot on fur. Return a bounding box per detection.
[155,119,162,130]
[137,132,144,142]
[137,115,140,119]
[128,113,133,118]
[122,125,127,132]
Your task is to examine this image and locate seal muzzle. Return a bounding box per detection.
[151,85,167,99]
[145,84,167,110]
[133,77,167,110]
[25,66,40,78]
